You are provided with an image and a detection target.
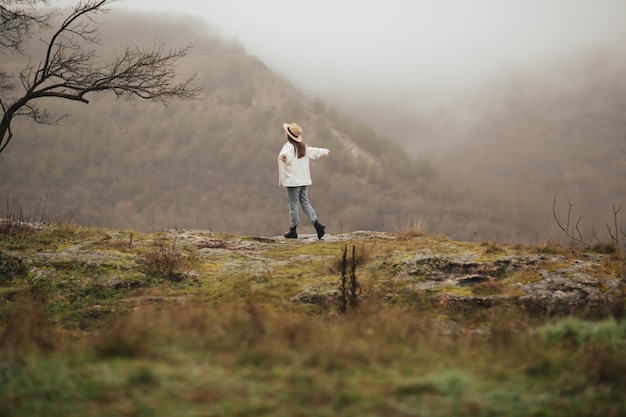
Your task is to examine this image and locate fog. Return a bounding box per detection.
[55,0,626,105]
[35,0,626,241]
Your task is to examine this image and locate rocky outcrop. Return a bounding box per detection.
[3,225,623,323]
[517,258,624,318]
[290,242,624,319]
[393,251,624,318]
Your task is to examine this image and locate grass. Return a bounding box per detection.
[0,223,625,416]
[2,300,625,416]
[395,214,431,239]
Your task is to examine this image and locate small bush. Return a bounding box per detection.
[0,219,35,238]
[138,232,194,282]
[0,197,50,238]
[591,241,617,254]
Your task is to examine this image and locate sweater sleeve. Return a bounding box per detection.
[307,146,330,160]
[278,143,294,164]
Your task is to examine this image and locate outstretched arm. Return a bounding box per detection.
[308,146,330,160]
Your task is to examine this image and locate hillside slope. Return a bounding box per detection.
[443,55,626,242]
[0,10,442,238]
[346,49,626,242]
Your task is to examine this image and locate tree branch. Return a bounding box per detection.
[1,0,202,154]
[552,193,589,247]
[0,1,51,53]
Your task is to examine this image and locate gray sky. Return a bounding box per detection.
[55,0,626,101]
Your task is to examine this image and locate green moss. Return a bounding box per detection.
[504,270,543,285]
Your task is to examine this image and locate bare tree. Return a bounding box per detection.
[0,0,201,154]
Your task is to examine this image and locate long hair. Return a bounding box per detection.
[289,137,307,158]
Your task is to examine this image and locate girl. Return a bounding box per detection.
[278,122,330,239]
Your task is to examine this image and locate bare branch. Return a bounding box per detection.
[603,205,624,253]
[40,0,108,82]
[0,0,52,54]
[599,206,624,252]
[574,213,585,243]
[592,229,600,244]
[552,194,569,236]
[1,0,202,154]
[552,193,589,247]
[19,101,67,124]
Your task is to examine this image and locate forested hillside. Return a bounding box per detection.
[0,10,442,237]
[441,60,626,242]
[341,49,626,242]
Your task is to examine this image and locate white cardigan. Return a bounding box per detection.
[278,142,329,187]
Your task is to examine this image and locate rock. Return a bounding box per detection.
[396,251,623,318]
[518,269,623,317]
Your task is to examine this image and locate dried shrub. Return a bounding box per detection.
[481,240,505,254]
[591,241,617,254]
[396,215,430,239]
[139,232,193,282]
[533,239,567,255]
[0,197,45,238]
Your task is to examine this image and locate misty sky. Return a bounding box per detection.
[55,0,626,101]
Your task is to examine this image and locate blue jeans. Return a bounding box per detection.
[286,186,317,228]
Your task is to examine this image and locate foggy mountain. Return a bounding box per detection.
[0,11,442,238]
[1,10,625,243]
[341,48,626,242]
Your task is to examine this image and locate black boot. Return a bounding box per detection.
[284,226,297,239]
[313,220,325,239]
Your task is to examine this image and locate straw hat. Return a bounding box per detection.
[283,122,303,142]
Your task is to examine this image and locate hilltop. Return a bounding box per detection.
[1,221,623,330]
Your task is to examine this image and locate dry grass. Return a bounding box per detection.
[395,214,430,239]
[471,279,506,296]
[480,240,505,254]
[0,291,60,359]
[2,294,625,416]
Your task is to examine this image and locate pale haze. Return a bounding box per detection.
[55,0,626,103]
